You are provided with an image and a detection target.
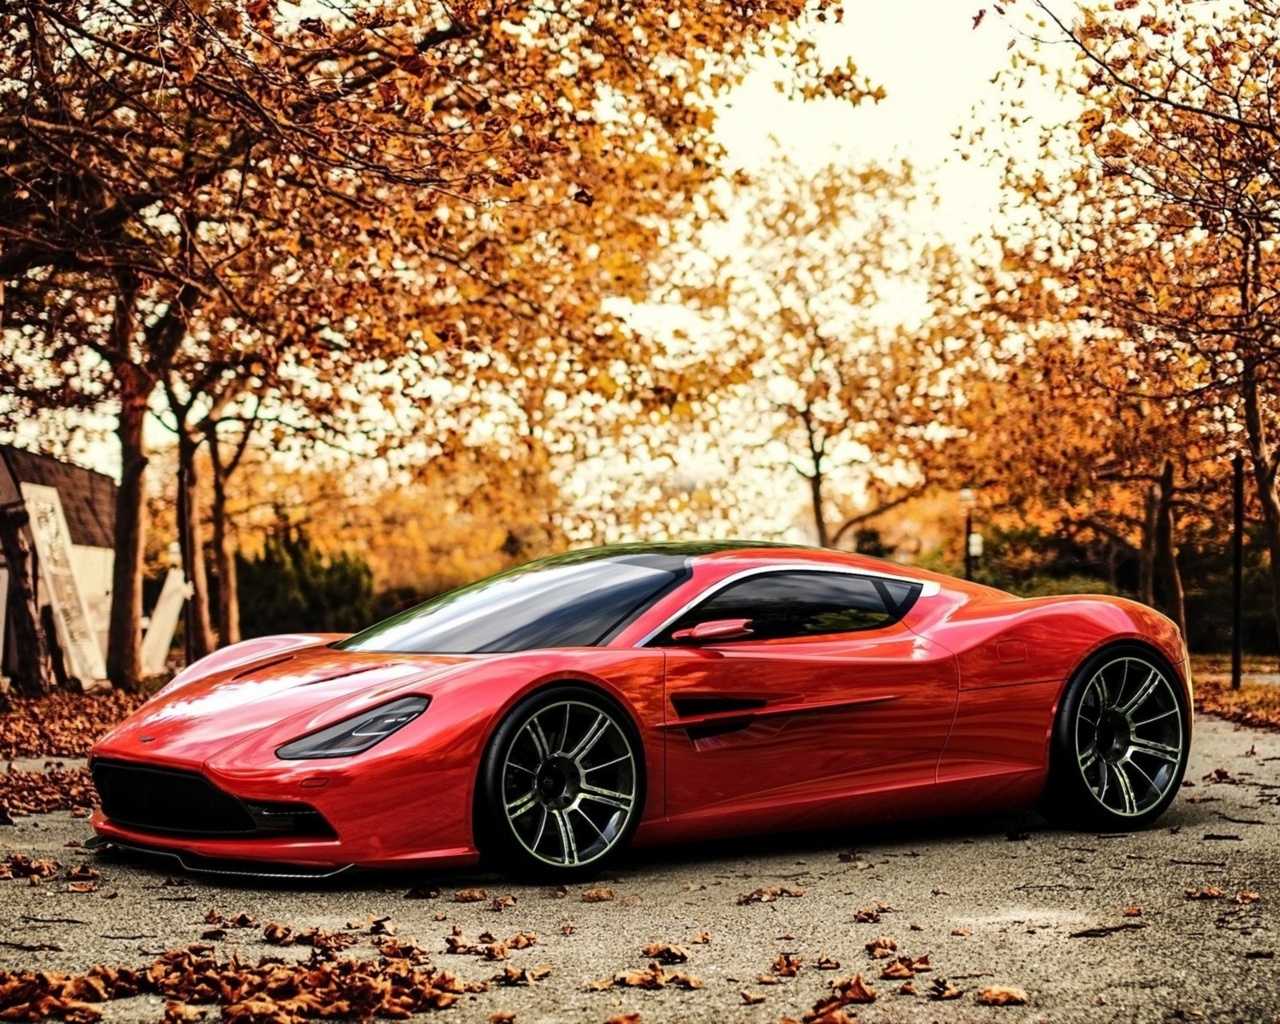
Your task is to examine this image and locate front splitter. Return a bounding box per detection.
[85,834,355,881]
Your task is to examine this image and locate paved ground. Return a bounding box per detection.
[2,715,1278,1024]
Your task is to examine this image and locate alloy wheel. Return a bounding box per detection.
[1073,655,1186,817]
[500,699,638,867]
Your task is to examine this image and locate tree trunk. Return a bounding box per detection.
[106,364,148,692]
[808,470,829,548]
[1137,484,1158,608]
[176,431,215,660]
[209,460,240,647]
[0,502,56,695]
[1154,459,1187,638]
[795,404,830,547]
[1240,356,1280,666]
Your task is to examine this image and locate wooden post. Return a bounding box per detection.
[1232,453,1245,691]
[0,501,56,695]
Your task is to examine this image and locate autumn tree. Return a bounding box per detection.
[976,0,1280,642]
[945,247,1222,633]
[2,0,877,686]
[665,155,970,547]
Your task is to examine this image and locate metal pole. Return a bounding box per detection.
[1232,453,1245,691]
[964,509,973,581]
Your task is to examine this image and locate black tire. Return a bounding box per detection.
[476,684,645,881]
[1041,643,1190,830]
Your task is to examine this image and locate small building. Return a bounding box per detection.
[0,445,117,683]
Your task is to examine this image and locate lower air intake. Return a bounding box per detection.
[92,759,335,840]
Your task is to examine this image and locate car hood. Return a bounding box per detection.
[95,641,475,767]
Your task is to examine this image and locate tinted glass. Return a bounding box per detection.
[656,571,920,644]
[337,555,686,654]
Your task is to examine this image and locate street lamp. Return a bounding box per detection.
[959,487,978,581]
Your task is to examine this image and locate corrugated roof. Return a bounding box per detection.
[0,445,117,549]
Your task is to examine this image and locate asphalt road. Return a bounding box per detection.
[2,714,1277,1024]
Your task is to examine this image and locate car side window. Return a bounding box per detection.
[654,571,921,645]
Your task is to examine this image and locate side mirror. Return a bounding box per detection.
[671,618,755,643]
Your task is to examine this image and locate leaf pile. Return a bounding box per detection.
[587,962,701,992]
[0,693,144,759]
[0,964,147,1023]
[0,766,96,821]
[0,943,487,1024]
[0,853,61,880]
[1194,677,1280,734]
[445,927,536,961]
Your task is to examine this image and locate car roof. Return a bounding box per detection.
[542,541,950,589]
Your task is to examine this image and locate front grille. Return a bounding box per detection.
[92,759,336,840]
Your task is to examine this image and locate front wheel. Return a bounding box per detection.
[1042,644,1190,830]
[477,685,645,880]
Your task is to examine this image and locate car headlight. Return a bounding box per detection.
[276,697,430,760]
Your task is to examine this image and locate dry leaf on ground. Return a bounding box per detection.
[641,943,687,964]
[864,936,897,958]
[772,952,802,977]
[737,885,804,905]
[977,985,1029,1006]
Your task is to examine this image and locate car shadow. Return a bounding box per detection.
[91,789,1224,893]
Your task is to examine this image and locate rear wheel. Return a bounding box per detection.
[1042,644,1189,830]
[477,685,644,880]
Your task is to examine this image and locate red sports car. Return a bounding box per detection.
[89,543,1192,879]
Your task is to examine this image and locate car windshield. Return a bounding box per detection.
[335,552,691,654]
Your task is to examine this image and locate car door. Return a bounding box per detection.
[653,569,959,825]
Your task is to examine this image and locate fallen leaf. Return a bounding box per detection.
[691,931,710,944]
[742,990,766,1004]
[737,886,804,905]
[815,953,840,970]
[834,973,877,1003]
[865,936,897,958]
[950,928,972,937]
[1122,906,1142,917]
[405,885,440,899]
[773,952,802,977]
[582,887,614,903]
[492,964,550,986]
[607,962,701,990]
[930,977,964,1000]
[977,985,1029,1006]
[261,922,293,946]
[455,888,487,903]
[642,943,687,964]
[1184,887,1225,900]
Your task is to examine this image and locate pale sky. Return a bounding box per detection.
[717,0,1026,230]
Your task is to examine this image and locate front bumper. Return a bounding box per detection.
[87,748,481,871]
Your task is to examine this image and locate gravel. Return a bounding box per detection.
[1,714,1277,1023]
